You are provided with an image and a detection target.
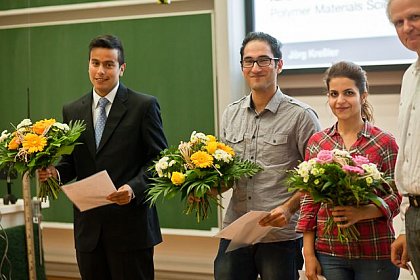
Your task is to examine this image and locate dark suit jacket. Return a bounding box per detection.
[57,83,167,252]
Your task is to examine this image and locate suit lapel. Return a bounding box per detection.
[96,84,128,153]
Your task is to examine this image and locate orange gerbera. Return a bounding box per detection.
[217,143,235,156]
[191,151,213,168]
[22,133,47,153]
[8,136,20,150]
[32,118,56,135]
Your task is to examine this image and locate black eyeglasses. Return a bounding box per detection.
[241,57,279,68]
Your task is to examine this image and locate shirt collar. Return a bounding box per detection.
[92,82,119,108]
[327,120,371,138]
[414,57,420,74]
[242,87,284,113]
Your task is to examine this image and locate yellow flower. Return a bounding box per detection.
[32,118,56,135]
[207,135,217,142]
[217,142,235,156]
[171,172,186,186]
[205,141,218,154]
[8,136,20,150]
[191,151,213,168]
[22,133,47,153]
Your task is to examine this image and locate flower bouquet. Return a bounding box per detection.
[287,149,391,243]
[0,118,85,201]
[147,131,263,222]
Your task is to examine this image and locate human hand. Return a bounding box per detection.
[331,206,361,228]
[304,254,322,280]
[391,234,409,269]
[37,166,58,182]
[258,205,291,227]
[106,184,133,205]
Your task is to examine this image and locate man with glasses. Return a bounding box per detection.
[214,31,321,280]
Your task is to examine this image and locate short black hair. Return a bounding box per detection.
[240,31,282,61]
[88,34,125,65]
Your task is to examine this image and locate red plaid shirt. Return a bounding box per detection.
[296,121,401,259]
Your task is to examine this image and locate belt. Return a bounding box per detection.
[407,194,420,208]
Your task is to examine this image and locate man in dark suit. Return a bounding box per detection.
[38,34,167,279]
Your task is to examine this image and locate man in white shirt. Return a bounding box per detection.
[387,0,420,277]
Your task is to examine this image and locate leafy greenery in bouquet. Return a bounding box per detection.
[0,118,85,201]
[287,149,391,243]
[147,131,263,222]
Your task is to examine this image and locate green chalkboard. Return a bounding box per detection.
[0,13,217,230]
[0,0,114,11]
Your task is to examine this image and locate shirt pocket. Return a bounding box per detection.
[224,131,245,159]
[261,133,289,165]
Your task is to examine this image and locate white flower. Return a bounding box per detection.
[155,157,171,177]
[156,156,169,171]
[297,161,313,178]
[362,163,381,180]
[53,122,70,131]
[214,149,233,163]
[156,167,164,177]
[190,131,208,144]
[308,158,317,165]
[0,130,10,143]
[333,149,351,158]
[169,160,176,167]
[16,119,32,130]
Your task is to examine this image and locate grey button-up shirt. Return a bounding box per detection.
[220,88,321,242]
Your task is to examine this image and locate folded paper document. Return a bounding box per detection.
[61,170,117,212]
[215,211,273,252]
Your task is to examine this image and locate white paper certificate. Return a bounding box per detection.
[215,210,273,252]
[61,170,117,212]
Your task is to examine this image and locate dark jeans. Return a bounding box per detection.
[406,206,420,278]
[214,238,303,280]
[317,253,399,280]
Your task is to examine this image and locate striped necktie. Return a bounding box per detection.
[95,97,109,147]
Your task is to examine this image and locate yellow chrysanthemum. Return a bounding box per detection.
[205,141,218,154]
[8,136,20,150]
[171,172,186,186]
[217,143,235,156]
[32,118,56,135]
[22,133,47,153]
[206,135,217,142]
[191,151,213,168]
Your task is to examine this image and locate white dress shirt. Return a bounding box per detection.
[395,58,420,234]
